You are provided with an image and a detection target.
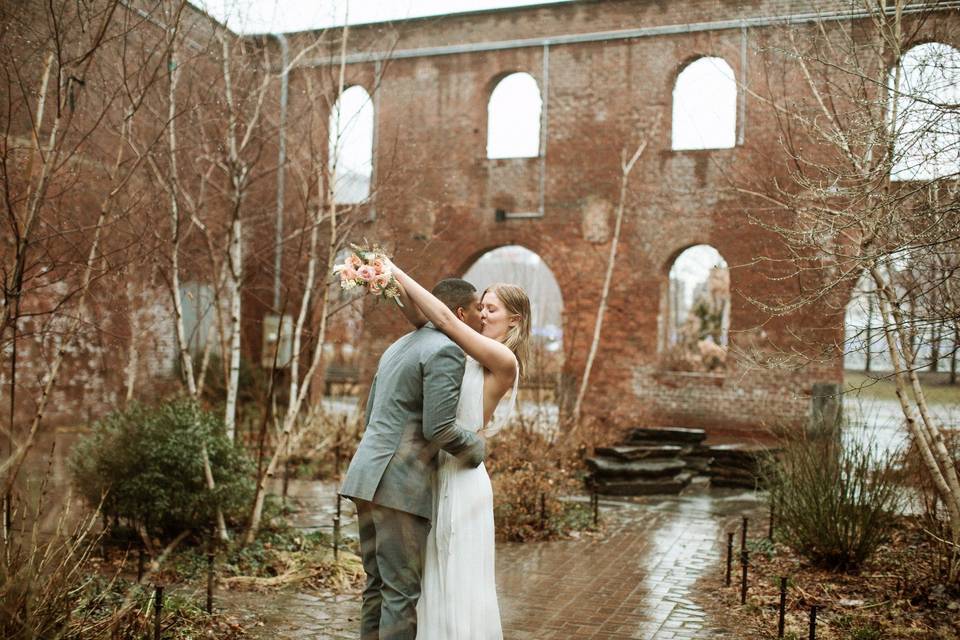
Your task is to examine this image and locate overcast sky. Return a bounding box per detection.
[192,0,572,34]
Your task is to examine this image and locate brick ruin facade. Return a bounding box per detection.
[285,0,960,435]
[5,0,959,438]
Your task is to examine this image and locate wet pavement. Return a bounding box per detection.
[245,479,767,640]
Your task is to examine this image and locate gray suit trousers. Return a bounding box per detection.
[354,498,432,640]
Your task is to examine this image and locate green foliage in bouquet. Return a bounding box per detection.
[71,398,254,540]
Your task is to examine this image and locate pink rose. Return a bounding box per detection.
[357,265,377,282]
[347,254,363,269]
[369,273,390,294]
[371,258,386,274]
[340,267,358,281]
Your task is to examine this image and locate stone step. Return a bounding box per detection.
[585,457,687,479]
[709,475,761,489]
[592,472,694,496]
[692,443,773,470]
[681,455,714,473]
[595,445,690,460]
[626,426,707,446]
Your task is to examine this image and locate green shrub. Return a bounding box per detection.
[71,397,254,539]
[765,423,903,570]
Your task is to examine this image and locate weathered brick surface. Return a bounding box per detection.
[285,1,960,435]
[6,1,959,435]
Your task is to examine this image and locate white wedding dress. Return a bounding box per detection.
[416,355,519,640]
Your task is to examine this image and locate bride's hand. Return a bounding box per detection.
[381,255,401,276]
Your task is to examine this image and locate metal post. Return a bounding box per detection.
[592,489,599,527]
[741,516,748,553]
[282,457,290,506]
[740,550,749,605]
[725,532,734,586]
[154,585,164,640]
[539,492,546,530]
[206,534,215,614]
[137,546,146,583]
[333,514,341,561]
[778,577,787,637]
[808,605,818,640]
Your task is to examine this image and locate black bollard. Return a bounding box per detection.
[333,515,341,561]
[137,546,146,583]
[725,532,734,587]
[539,492,546,530]
[206,536,215,614]
[778,576,787,637]
[740,550,749,605]
[592,489,599,527]
[741,516,748,553]
[808,605,818,640]
[154,585,164,640]
[282,457,290,506]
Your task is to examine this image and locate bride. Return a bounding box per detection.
[387,259,531,640]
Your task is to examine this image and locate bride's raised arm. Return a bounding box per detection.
[389,260,516,381]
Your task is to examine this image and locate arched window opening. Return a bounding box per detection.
[322,248,365,396]
[672,57,737,151]
[462,245,562,430]
[329,85,374,204]
[890,42,960,182]
[487,73,542,159]
[664,245,729,372]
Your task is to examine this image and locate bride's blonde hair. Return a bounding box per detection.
[481,283,531,378]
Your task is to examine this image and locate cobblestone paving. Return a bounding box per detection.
[243,481,766,639]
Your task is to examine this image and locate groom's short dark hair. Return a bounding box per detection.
[432,278,477,313]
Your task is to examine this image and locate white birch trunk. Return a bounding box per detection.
[572,138,650,423]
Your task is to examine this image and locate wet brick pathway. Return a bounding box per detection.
[244,481,766,639]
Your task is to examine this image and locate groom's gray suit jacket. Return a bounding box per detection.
[340,324,486,520]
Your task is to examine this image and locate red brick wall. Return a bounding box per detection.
[283,1,958,436]
[6,0,957,438]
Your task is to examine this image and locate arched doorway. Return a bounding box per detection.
[461,245,563,427]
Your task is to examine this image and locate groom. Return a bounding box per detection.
[340,278,487,640]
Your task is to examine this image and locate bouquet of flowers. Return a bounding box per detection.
[333,244,403,306]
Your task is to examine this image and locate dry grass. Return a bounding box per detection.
[697,517,960,640]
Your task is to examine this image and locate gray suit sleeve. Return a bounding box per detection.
[363,374,377,427]
[422,344,485,467]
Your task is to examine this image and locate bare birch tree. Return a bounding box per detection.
[737,0,960,582]
[0,0,182,533]
[572,135,652,423]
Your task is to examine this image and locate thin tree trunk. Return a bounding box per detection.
[572,138,650,423]
[224,211,243,441]
[157,22,227,541]
[870,267,960,550]
[244,22,350,543]
[124,282,140,404]
[220,33,244,442]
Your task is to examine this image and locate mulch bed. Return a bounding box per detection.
[696,517,960,639]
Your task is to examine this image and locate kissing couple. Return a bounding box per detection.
[340,256,531,640]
